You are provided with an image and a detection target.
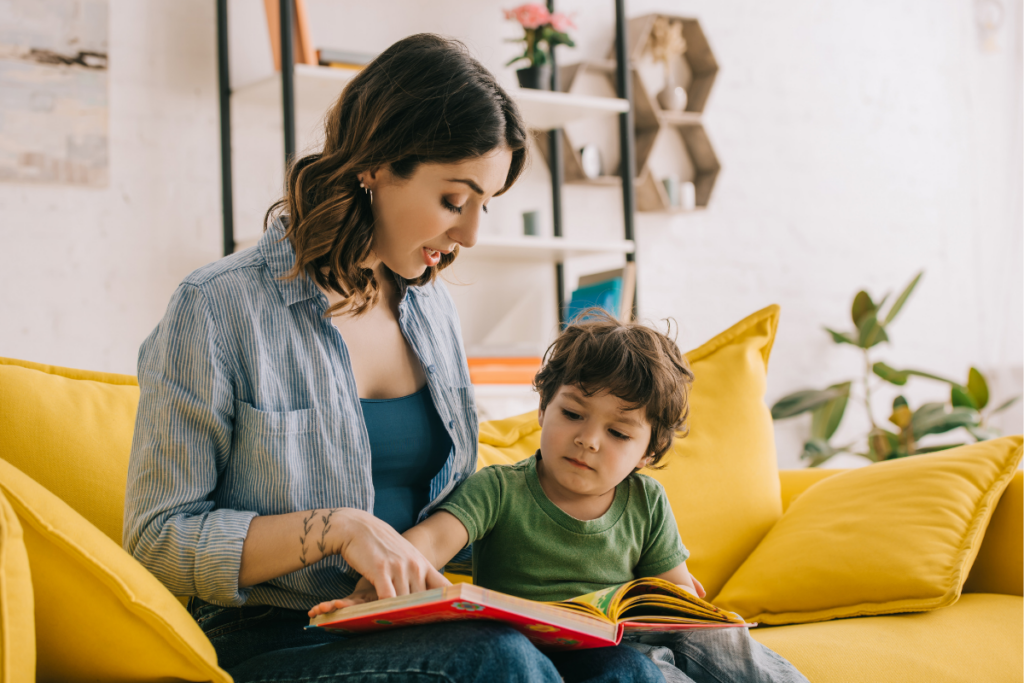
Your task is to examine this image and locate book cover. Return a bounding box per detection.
[307,578,752,651]
[566,277,623,324]
[576,263,636,323]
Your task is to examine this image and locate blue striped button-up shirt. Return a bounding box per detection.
[124,219,479,610]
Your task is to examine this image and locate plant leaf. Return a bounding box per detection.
[771,387,848,419]
[950,384,978,410]
[810,382,851,440]
[824,327,859,346]
[856,313,889,348]
[800,438,838,467]
[873,362,910,386]
[882,271,923,326]
[903,369,959,384]
[868,428,900,461]
[915,443,967,454]
[873,363,957,385]
[989,396,1021,415]
[910,403,979,439]
[966,425,1000,441]
[966,367,989,410]
[889,403,913,430]
[851,291,875,327]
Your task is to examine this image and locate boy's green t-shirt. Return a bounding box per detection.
[435,453,688,602]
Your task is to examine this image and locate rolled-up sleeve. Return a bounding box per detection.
[124,282,257,607]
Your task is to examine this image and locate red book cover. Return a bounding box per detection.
[307,580,752,651]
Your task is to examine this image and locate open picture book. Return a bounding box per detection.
[307,577,754,650]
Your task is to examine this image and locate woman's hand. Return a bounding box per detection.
[239,506,452,594]
[333,508,451,600]
[307,577,378,618]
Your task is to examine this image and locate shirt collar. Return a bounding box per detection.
[259,216,425,307]
[260,217,319,307]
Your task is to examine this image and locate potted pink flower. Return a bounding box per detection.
[504,4,576,90]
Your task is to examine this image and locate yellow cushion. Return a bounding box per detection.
[0,457,230,682]
[0,358,139,545]
[0,487,34,683]
[963,470,1022,596]
[715,436,1023,625]
[779,468,844,512]
[750,593,1023,683]
[479,305,784,600]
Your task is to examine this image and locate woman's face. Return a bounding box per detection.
[361,146,513,280]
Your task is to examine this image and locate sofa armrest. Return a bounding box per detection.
[779,468,1023,596]
[963,469,1022,596]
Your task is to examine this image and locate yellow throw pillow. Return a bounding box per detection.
[0,358,139,545]
[0,458,230,683]
[478,305,784,600]
[715,436,1024,625]
[0,488,34,683]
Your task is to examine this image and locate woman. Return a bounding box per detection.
[124,34,663,683]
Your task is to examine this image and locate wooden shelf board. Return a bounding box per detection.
[465,235,635,262]
[235,234,635,262]
[232,64,359,110]
[659,111,703,126]
[513,88,629,131]
[233,67,629,131]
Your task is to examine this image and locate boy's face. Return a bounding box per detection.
[536,385,653,499]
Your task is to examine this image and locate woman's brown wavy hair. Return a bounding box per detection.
[265,33,529,316]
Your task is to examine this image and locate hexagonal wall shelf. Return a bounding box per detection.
[535,14,720,212]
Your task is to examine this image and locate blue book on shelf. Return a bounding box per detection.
[566,277,623,325]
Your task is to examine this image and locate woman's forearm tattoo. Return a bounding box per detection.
[299,508,342,567]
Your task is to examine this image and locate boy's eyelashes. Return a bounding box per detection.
[560,409,632,441]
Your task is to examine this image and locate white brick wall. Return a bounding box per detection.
[0,0,1019,469]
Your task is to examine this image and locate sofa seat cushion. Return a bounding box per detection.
[479,305,783,600]
[750,593,1023,683]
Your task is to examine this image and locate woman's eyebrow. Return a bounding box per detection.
[446,178,484,195]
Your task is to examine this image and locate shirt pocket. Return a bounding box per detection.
[234,400,315,434]
[227,400,318,507]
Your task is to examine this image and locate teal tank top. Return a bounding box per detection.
[360,385,454,533]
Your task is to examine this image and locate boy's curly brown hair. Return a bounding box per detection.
[533,309,694,467]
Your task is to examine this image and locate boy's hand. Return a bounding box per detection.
[691,575,706,599]
[307,577,379,618]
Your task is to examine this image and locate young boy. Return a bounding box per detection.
[312,312,807,683]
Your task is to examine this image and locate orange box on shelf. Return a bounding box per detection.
[467,357,543,385]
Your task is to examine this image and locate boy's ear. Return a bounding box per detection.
[537,406,545,427]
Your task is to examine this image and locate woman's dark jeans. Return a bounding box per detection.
[188,598,665,683]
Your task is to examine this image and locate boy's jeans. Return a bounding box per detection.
[624,628,811,683]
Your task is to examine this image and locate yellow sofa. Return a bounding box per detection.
[1,342,1021,682]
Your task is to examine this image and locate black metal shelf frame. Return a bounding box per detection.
[215,0,638,319]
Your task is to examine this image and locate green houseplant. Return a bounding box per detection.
[772,272,1020,466]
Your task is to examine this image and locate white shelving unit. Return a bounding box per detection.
[467,235,634,262]
[224,48,636,422]
[232,65,628,133]
[232,234,634,260]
